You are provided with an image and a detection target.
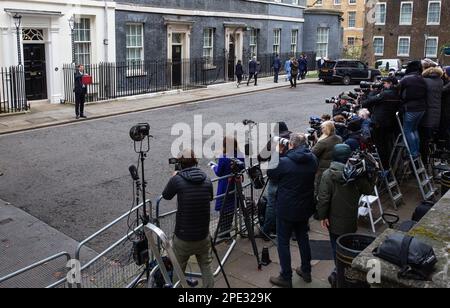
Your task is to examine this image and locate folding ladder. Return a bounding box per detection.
[371,147,403,210]
[390,112,437,201]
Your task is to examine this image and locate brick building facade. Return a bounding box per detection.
[363,0,450,66]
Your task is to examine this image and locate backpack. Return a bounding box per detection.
[373,233,438,281]
[412,201,435,222]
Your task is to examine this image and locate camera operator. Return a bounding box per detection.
[257,122,292,241]
[267,133,318,288]
[162,149,215,288]
[362,76,401,169]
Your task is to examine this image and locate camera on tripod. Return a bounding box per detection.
[230,157,246,174]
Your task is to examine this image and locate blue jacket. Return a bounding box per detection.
[249,60,258,74]
[299,58,308,71]
[273,58,282,70]
[213,155,246,212]
[267,146,318,222]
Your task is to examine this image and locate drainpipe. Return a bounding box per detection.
[104,1,109,62]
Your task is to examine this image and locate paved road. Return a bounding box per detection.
[0,83,353,249]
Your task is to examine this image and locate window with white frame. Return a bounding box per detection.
[126,24,144,64]
[397,36,411,57]
[373,36,385,56]
[427,1,441,25]
[349,0,356,4]
[399,2,413,25]
[347,37,355,46]
[348,11,356,28]
[74,18,91,65]
[425,37,439,58]
[203,28,214,65]
[273,29,281,55]
[250,29,258,57]
[375,3,387,25]
[315,0,323,5]
[334,0,342,5]
[316,27,329,58]
[291,30,298,55]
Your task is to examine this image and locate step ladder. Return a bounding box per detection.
[144,223,189,288]
[391,112,437,201]
[358,186,385,234]
[371,147,403,210]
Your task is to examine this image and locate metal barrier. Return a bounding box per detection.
[0,252,71,288]
[49,201,149,288]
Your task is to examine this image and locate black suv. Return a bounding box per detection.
[319,60,381,85]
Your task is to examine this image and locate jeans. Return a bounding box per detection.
[274,69,280,83]
[329,233,340,265]
[173,235,214,288]
[403,111,425,158]
[290,75,298,88]
[262,181,277,234]
[247,73,258,86]
[277,218,312,280]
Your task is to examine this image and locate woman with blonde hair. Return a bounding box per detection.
[312,121,343,195]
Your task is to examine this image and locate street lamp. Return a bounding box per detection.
[68,15,76,64]
[13,13,22,66]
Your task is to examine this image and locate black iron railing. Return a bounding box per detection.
[0,66,28,114]
[62,53,316,104]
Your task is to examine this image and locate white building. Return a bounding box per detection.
[0,0,116,104]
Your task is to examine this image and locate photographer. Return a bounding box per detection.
[441,67,450,149]
[162,149,215,288]
[268,134,318,288]
[316,144,374,287]
[210,137,245,240]
[257,122,292,241]
[362,76,401,169]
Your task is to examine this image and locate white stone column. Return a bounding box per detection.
[48,26,62,103]
[0,27,11,66]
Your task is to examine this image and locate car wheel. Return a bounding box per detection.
[342,76,351,86]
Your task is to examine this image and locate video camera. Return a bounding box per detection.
[273,136,290,148]
[168,157,182,171]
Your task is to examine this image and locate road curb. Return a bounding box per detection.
[0,79,322,136]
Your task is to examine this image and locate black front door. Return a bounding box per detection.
[228,42,236,81]
[172,45,182,87]
[23,44,47,101]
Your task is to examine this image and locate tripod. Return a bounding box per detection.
[213,159,262,270]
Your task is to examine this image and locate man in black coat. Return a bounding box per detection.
[272,54,282,83]
[162,149,215,288]
[74,65,87,119]
[362,76,401,169]
[267,133,318,288]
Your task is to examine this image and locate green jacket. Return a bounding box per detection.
[316,162,374,236]
[312,135,343,173]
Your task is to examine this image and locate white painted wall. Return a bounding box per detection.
[0,0,116,103]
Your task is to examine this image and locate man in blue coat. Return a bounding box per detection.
[267,133,319,288]
[272,54,282,83]
[247,56,258,86]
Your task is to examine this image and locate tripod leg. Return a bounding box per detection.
[210,236,231,288]
[236,181,262,270]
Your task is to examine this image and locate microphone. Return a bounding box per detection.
[129,165,139,181]
[243,119,256,125]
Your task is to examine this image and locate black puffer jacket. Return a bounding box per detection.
[362,87,401,128]
[442,80,450,128]
[399,72,428,113]
[162,167,213,241]
[422,67,444,128]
